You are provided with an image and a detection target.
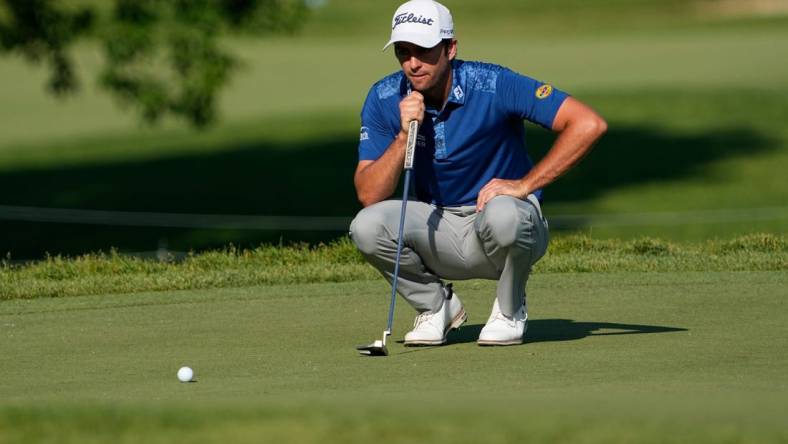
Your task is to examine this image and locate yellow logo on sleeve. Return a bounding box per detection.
[535,84,553,99]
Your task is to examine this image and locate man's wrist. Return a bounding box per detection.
[518,179,533,199]
[395,131,410,152]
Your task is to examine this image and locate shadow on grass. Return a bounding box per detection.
[0,123,774,258]
[448,319,687,345]
[525,125,776,203]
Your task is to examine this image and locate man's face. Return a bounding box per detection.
[394,41,455,93]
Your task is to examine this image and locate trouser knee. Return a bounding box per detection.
[475,196,532,249]
[349,203,389,256]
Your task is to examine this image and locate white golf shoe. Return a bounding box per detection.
[404,287,467,346]
[477,298,528,346]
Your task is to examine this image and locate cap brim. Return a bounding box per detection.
[382,33,442,51]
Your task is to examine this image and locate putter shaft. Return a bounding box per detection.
[359,120,419,357]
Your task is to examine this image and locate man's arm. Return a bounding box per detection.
[354,134,408,207]
[354,92,426,207]
[475,97,607,211]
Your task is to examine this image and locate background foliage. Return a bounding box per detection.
[0,0,306,126]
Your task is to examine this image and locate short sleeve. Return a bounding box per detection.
[358,88,395,161]
[496,69,569,130]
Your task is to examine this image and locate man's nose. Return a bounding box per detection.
[409,55,422,70]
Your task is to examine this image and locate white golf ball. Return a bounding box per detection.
[177,366,194,382]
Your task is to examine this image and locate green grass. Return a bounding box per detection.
[1,270,787,442]
[1,234,784,300]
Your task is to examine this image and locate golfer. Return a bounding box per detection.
[350,0,606,346]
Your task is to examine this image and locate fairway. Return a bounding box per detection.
[2,271,787,442]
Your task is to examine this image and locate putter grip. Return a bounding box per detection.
[404,120,418,170]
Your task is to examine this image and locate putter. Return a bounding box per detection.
[357,119,419,357]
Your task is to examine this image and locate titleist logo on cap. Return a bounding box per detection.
[393,12,434,29]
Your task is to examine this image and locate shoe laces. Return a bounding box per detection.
[413,311,434,328]
[492,312,517,328]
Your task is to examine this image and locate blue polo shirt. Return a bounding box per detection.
[358,59,568,207]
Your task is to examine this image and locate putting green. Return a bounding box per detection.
[1,271,786,442]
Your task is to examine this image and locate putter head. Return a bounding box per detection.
[356,339,389,357]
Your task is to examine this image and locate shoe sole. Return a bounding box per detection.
[404,308,468,346]
[476,321,528,346]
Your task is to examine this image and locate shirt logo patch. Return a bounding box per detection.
[535,84,553,100]
[359,126,369,141]
[453,85,464,100]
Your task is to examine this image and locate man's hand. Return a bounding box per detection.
[476,178,529,212]
[399,91,425,135]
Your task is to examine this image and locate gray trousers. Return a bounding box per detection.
[349,195,549,318]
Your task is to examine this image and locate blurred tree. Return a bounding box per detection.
[0,0,306,127]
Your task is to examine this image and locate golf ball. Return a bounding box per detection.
[177,366,194,382]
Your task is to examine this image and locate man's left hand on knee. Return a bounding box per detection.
[476,178,529,212]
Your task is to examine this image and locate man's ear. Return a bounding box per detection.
[446,39,458,60]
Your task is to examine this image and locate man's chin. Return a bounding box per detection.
[408,77,432,92]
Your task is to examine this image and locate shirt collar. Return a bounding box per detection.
[446,59,465,106]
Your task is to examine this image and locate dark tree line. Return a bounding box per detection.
[0,0,306,127]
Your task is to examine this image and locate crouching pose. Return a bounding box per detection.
[351,0,606,346]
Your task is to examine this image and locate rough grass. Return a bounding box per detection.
[1,234,784,301]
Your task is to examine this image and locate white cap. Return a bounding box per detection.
[383,0,454,51]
